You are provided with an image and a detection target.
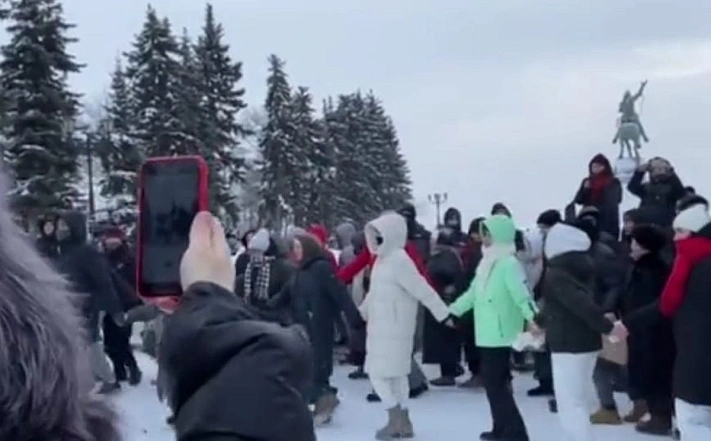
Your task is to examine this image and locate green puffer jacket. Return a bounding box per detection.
[450,214,537,347]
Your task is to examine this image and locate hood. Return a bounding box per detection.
[490,202,512,217]
[0,175,120,440]
[589,153,613,175]
[443,207,462,231]
[58,210,88,244]
[240,228,256,248]
[334,222,356,248]
[36,214,57,239]
[482,214,516,245]
[365,211,407,256]
[544,223,591,260]
[308,224,329,245]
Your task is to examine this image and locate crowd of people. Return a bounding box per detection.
[3,153,711,441]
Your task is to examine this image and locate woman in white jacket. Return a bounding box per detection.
[360,211,452,440]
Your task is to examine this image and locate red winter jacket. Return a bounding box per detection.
[337,241,433,286]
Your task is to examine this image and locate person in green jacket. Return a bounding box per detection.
[450,214,538,441]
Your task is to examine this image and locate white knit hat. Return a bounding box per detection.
[247,228,271,252]
[673,203,711,233]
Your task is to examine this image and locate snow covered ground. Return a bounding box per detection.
[115,351,655,440]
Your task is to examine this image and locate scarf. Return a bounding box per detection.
[243,254,275,302]
[589,173,613,204]
[473,242,517,296]
[659,236,711,316]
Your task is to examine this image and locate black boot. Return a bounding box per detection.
[366,390,381,402]
[126,353,142,386]
[348,366,368,380]
[409,384,428,398]
[527,380,554,397]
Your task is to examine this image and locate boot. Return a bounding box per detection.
[97,381,120,395]
[399,407,414,438]
[430,376,456,387]
[624,400,648,423]
[367,390,381,402]
[128,367,142,386]
[590,408,622,425]
[409,384,428,398]
[459,375,483,389]
[375,406,401,440]
[348,367,368,380]
[313,392,339,426]
[527,380,554,397]
[635,415,672,436]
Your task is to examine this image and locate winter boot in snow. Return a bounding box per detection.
[527,379,554,397]
[367,390,381,402]
[430,376,456,387]
[97,381,120,395]
[624,400,648,423]
[590,408,622,425]
[459,375,483,389]
[635,415,672,435]
[479,430,501,440]
[348,366,368,380]
[409,383,428,398]
[375,406,401,440]
[398,408,414,438]
[313,392,339,426]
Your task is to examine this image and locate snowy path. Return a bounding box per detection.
[115,353,655,440]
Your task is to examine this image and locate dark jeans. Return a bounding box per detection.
[334,314,348,343]
[441,363,459,377]
[102,315,138,381]
[481,347,529,440]
[533,350,552,385]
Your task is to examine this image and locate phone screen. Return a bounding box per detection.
[138,159,200,297]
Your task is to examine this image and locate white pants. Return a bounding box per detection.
[551,352,599,441]
[370,375,409,409]
[676,399,711,441]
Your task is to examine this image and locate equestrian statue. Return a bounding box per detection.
[612,80,648,161]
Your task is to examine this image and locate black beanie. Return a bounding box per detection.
[536,209,561,227]
[631,225,667,253]
[468,217,485,236]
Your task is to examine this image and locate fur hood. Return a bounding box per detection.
[0,174,120,440]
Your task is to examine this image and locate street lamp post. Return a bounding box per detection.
[86,132,95,222]
[428,192,448,228]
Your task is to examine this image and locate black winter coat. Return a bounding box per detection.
[56,211,122,342]
[270,255,363,387]
[422,245,464,365]
[590,241,625,310]
[627,171,685,227]
[106,245,142,311]
[616,253,673,399]
[537,251,614,353]
[160,282,315,441]
[574,178,623,239]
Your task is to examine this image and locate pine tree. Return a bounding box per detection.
[0,0,83,212]
[258,54,298,229]
[290,86,332,226]
[174,28,201,153]
[124,6,185,157]
[194,3,247,222]
[362,92,412,210]
[324,93,381,224]
[97,58,142,205]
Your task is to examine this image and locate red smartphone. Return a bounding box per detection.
[136,156,209,298]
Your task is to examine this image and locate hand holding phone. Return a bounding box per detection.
[137,156,209,301]
[180,211,235,292]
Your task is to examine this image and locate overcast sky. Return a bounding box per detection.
[10,0,711,227]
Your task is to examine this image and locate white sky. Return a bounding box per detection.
[4,0,711,228]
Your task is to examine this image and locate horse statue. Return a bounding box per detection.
[613,118,642,161]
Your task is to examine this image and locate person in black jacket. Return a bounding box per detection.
[36,214,59,258]
[574,154,623,239]
[55,210,123,394]
[270,233,364,426]
[613,225,673,435]
[234,228,294,323]
[233,228,255,277]
[101,226,143,386]
[536,222,619,441]
[161,211,315,441]
[423,227,465,386]
[627,157,686,227]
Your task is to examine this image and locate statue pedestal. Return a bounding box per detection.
[615,157,640,185]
